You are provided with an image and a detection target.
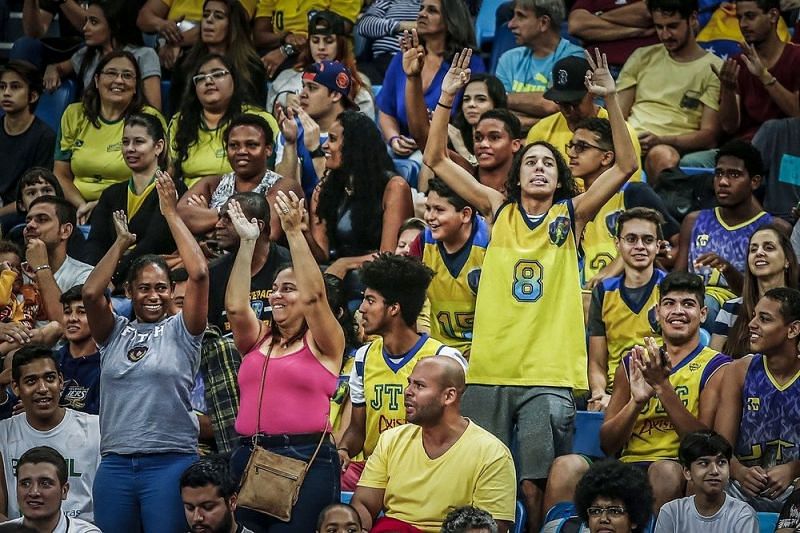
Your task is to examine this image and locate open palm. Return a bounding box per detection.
[228,200,260,241]
[400,29,424,77]
[584,48,615,97]
[441,48,473,96]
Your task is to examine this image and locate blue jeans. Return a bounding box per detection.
[93,452,198,533]
[230,441,340,532]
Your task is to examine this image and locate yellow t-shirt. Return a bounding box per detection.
[468,201,588,389]
[525,106,643,183]
[255,0,360,29]
[161,0,255,20]
[358,421,517,532]
[616,45,723,137]
[56,104,166,202]
[167,105,279,187]
[620,345,730,463]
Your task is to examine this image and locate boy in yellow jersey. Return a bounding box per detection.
[337,253,465,487]
[351,356,516,533]
[424,48,639,531]
[417,177,488,359]
[543,272,731,522]
[586,207,668,412]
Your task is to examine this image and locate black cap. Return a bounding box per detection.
[543,56,591,103]
[308,10,347,36]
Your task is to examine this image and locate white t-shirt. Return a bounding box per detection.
[0,409,101,521]
[654,494,759,533]
[54,256,93,292]
[4,512,101,532]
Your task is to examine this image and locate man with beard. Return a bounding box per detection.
[351,356,516,533]
[714,0,800,142]
[180,456,254,533]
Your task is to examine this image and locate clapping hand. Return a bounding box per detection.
[155,170,179,217]
[711,58,740,92]
[584,48,615,97]
[639,336,672,387]
[629,346,656,404]
[441,48,472,96]
[400,29,425,77]
[112,210,136,248]
[741,42,768,80]
[274,191,307,233]
[227,199,260,241]
[277,106,299,145]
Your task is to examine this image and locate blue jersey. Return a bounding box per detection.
[56,345,101,415]
[688,208,772,289]
[736,354,800,468]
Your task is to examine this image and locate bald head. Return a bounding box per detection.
[417,356,467,396]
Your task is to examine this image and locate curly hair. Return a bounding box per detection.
[82,50,145,128]
[315,111,395,255]
[574,460,653,530]
[441,506,498,533]
[505,141,578,205]
[172,54,245,178]
[359,253,435,326]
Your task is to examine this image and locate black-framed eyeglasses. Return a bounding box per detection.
[100,69,136,81]
[565,140,608,154]
[587,506,627,517]
[192,69,230,86]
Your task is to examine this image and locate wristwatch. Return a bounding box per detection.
[280,44,298,57]
[309,146,326,158]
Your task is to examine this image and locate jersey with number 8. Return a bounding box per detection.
[468,201,588,389]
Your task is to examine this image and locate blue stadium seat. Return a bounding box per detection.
[514,500,527,533]
[680,166,713,176]
[35,79,76,134]
[573,410,604,457]
[372,84,382,100]
[758,512,778,533]
[161,79,172,118]
[393,158,421,189]
[476,0,510,48]
[488,19,516,73]
[699,328,711,347]
[341,491,353,504]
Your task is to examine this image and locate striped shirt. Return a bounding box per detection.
[357,0,420,58]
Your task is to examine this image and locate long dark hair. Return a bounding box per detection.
[439,0,478,61]
[179,0,262,103]
[173,54,244,176]
[505,141,578,205]
[451,73,507,155]
[76,0,145,94]
[82,50,145,128]
[124,112,168,170]
[724,224,799,357]
[316,111,394,253]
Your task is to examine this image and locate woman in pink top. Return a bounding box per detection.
[226,190,345,532]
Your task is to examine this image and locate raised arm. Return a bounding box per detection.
[422,48,505,221]
[156,171,208,335]
[274,191,345,371]
[574,49,639,228]
[82,211,136,345]
[402,30,432,149]
[225,200,266,353]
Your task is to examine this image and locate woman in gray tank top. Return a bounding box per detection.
[82,171,210,533]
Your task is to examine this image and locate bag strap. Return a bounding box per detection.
[252,340,273,446]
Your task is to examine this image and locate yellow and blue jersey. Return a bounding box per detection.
[582,186,627,284]
[468,200,588,389]
[422,216,490,359]
[620,344,731,463]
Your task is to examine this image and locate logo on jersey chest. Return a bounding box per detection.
[127,346,148,362]
[695,233,710,247]
[63,385,90,408]
[605,209,623,237]
[548,216,571,246]
[369,383,404,411]
[747,397,761,411]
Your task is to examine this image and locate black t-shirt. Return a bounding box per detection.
[623,182,681,240]
[0,117,55,204]
[207,242,291,335]
[39,0,83,40]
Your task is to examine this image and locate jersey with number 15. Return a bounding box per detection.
[468,200,588,389]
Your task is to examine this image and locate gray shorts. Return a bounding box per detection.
[461,384,575,481]
[726,479,794,512]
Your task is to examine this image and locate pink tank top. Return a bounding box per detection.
[235,336,338,436]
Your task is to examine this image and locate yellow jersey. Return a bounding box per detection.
[56,104,166,202]
[422,216,490,359]
[591,269,666,390]
[255,0,360,27]
[620,344,731,463]
[468,201,588,389]
[582,185,626,284]
[349,335,464,457]
[168,105,279,187]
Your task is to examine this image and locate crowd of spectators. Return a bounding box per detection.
[0,0,800,531]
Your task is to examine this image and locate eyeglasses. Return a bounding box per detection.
[587,506,627,518]
[565,141,608,154]
[100,69,136,81]
[192,69,230,86]
[621,234,658,246]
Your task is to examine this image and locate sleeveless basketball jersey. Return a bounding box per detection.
[469,200,587,389]
[688,208,772,293]
[582,185,627,284]
[354,334,462,456]
[620,345,730,463]
[597,269,666,391]
[422,216,490,359]
[735,354,800,468]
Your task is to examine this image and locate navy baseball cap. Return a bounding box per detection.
[302,60,359,110]
[544,56,591,103]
